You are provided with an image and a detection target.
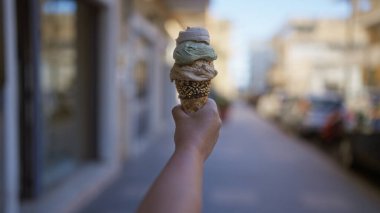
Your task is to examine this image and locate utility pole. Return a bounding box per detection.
[344,0,359,100]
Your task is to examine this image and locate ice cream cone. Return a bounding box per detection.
[175,80,211,113]
[171,27,217,113]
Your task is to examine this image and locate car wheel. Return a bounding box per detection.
[338,139,355,169]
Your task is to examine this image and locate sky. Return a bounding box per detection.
[209,0,351,88]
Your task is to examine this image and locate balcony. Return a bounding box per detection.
[164,0,209,13]
[359,8,380,27]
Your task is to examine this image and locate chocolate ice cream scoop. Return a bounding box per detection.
[170,60,217,82]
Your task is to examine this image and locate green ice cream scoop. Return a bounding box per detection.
[173,41,217,65]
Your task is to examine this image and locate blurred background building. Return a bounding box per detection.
[206,16,237,101]
[265,0,380,110]
[0,0,233,212]
[247,42,274,95]
[359,0,380,88]
[268,18,368,98]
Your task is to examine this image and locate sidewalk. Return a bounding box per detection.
[80,125,175,213]
[81,102,380,213]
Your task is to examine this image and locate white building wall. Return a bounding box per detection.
[276,19,367,98]
[283,40,364,97]
[96,0,120,164]
[120,12,174,157]
[1,0,19,212]
[249,43,274,94]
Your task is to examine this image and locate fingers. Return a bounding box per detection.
[198,98,219,115]
[206,98,217,108]
[172,98,219,119]
[172,105,188,120]
[207,98,218,112]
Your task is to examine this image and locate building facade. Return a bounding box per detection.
[0,0,212,212]
[248,42,275,95]
[1,0,123,212]
[269,18,368,98]
[206,16,237,100]
[358,0,380,87]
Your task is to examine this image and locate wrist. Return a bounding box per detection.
[174,144,205,162]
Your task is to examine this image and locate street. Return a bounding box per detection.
[81,102,380,213]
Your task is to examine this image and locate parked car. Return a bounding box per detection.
[337,89,380,172]
[338,131,380,173]
[298,94,345,143]
[278,97,304,132]
[256,92,283,120]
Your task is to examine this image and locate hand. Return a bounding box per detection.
[172,99,222,161]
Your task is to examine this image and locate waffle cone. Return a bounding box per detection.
[180,97,209,113]
[175,80,211,113]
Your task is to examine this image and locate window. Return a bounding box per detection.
[40,0,87,188]
[0,1,3,89]
[134,60,149,137]
[134,60,148,99]
[19,0,99,198]
[368,23,380,43]
[359,0,371,12]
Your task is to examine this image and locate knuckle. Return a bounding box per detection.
[171,107,177,116]
[172,105,181,117]
[217,118,222,128]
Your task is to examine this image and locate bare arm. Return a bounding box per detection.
[137,99,221,213]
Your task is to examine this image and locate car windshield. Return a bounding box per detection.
[311,99,341,112]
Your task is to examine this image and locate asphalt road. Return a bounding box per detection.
[81,102,380,213]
